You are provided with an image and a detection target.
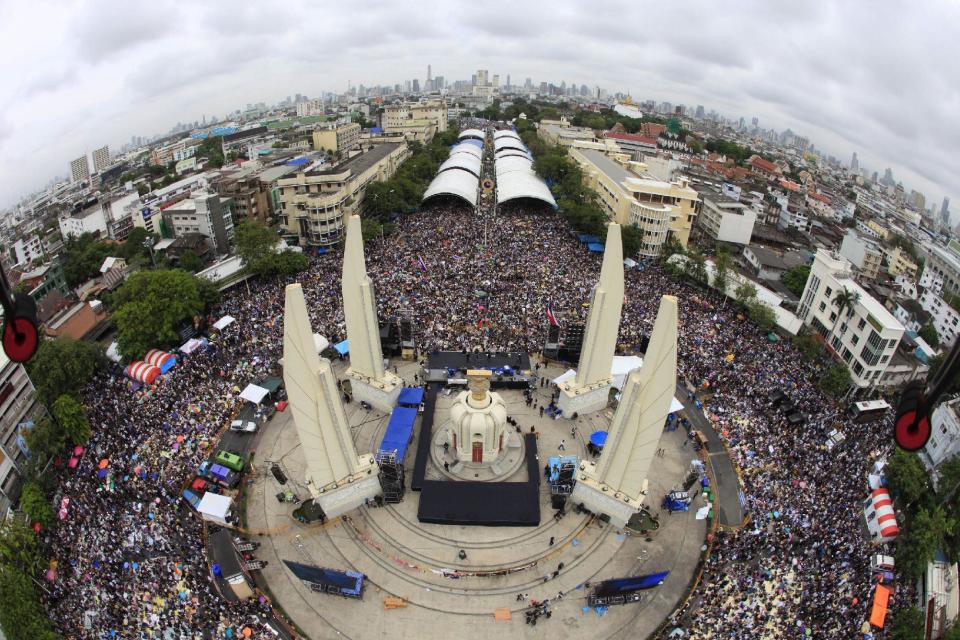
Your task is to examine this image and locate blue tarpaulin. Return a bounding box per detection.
[398,387,425,407]
[588,243,605,253]
[378,407,417,463]
[286,156,309,166]
[595,571,670,596]
[579,234,601,244]
[334,340,349,355]
[590,431,608,447]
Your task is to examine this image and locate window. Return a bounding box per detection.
[852,334,860,345]
[858,318,866,330]
[819,301,827,312]
[830,312,837,322]
[825,287,833,298]
[853,361,864,376]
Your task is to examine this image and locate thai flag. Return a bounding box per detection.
[546,302,559,327]
[417,256,428,272]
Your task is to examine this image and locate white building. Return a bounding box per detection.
[777,204,810,233]
[797,249,905,388]
[161,191,235,255]
[59,204,107,238]
[92,145,110,173]
[11,236,43,266]
[925,244,960,297]
[918,286,960,348]
[697,188,756,245]
[0,348,43,516]
[922,397,960,477]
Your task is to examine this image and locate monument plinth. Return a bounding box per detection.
[342,214,402,412]
[558,223,624,418]
[449,369,509,464]
[570,295,678,529]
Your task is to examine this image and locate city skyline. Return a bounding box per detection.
[0,0,956,209]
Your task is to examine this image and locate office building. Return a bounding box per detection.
[278,142,409,247]
[92,145,110,173]
[797,249,904,389]
[312,122,361,155]
[883,246,919,280]
[161,191,236,255]
[0,348,43,516]
[381,100,448,141]
[696,188,756,245]
[70,155,91,182]
[838,231,883,281]
[11,236,43,266]
[568,145,700,255]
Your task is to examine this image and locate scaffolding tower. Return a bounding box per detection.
[377,451,405,504]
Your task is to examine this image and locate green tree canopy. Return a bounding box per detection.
[22,416,65,471]
[885,449,932,510]
[18,481,53,529]
[113,269,209,359]
[919,323,940,348]
[713,250,732,294]
[0,566,58,640]
[735,281,758,307]
[621,225,643,259]
[27,337,104,406]
[888,607,926,640]
[792,330,822,362]
[819,362,851,398]
[746,301,777,332]
[781,265,811,297]
[897,506,954,578]
[51,394,91,445]
[178,249,203,273]
[62,233,113,286]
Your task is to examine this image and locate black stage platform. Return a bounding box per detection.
[410,382,441,492]
[427,351,531,372]
[416,434,541,527]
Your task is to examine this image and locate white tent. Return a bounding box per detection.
[212,315,236,330]
[314,333,329,353]
[239,383,269,404]
[552,369,576,385]
[558,357,685,413]
[179,337,207,354]
[106,341,123,363]
[197,492,232,525]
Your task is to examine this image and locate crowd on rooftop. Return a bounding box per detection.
[40,200,897,638]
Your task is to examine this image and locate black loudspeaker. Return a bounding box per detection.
[547,324,561,343]
[551,495,567,510]
[271,464,288,485]
[894,381,931,451]
[2,293,39,363]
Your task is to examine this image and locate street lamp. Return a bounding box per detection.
[143,238,156,268]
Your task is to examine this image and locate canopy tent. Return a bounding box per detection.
[870,584,891,628]
[240,383,269,405]
[334,340,350,356]
[179,337,208,354]
[579,234,601,244]
[314,333,329,354]
[398,387,425,407]
[125,361,161,385]
[212,316,236,331]
[106,342,123,363]
[558,360,685,413]
[624,258,638,268]
[259,377,283,396]
[197,492,233,525]
[378,407,418,463]
[590,431,608,447]
[587,243,605,253]
[143,349,177,373]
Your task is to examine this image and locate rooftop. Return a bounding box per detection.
[604,131,658,146]
[577,148,632,186]
[307,143,403,178]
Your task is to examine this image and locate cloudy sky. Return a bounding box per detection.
[1,0,957,212]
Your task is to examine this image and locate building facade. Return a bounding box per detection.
[697,188,756,245]
[311,123,361,155]
[92,145,110,173]
[278,142,409,247]
[381,100,448,139]
[0,349,43,516]
[839,231,882,280]
[924,245,960,297]
[161,191,235,255]
[568,146,700,256]
[883,246,919,279]
[70,155,91,182]
[797,249,905,389]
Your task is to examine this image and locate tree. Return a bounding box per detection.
[62,233,113,286]
[746,301,777,332]
[197,136,224,168]
[51,395,91,445]
[22,416,65,471]
[0,520,44,575]
[781,265,811,297]
[621,225,644,260]
[819,363,851,398]
[0,567,58,640]
[885,449,931,510]
[793,330,822,362]
[888,607,926,640]
[234,219,277,270]
[18,481,53,529]
[827,288,859,350]
[943,621,960,640]
[735,281,758,307]
[27,337,104,406]
[113,270,208,359]
[713,249,731,295]
[178,249,203,273]
[919,323,940,348]
[256,251,309,276]
[897,507,954,578]
[659,235,684,263]
[686,248,708,285]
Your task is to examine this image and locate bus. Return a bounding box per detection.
[849,399,892,424]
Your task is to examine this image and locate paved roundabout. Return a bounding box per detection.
[247,357,711,640]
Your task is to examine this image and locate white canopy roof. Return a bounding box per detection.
[459,128,485,140]
[422,168,479,206]
[438,154,482,177]
[212,315,236,330]
[179,338,206,354]
[494,129,522,141]
[494,137,528,154]
[449,143,482,159]
[106,341,123,363]
[495,155,534,177]
[240,383,270,404]
[496,170,557,207]
[197,492,232,524]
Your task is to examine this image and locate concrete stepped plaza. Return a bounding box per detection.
[247,357,709,640]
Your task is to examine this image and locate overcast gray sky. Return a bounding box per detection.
[1,0,956,212]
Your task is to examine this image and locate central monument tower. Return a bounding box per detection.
[449,370,509,464]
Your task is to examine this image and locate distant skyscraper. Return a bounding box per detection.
[883,167,894,186]
[695,105,705,119]
[70,155,90,182]
[506,74,511,89]
[92,145,110,173]
[412,79,420,93]
[738,117,745,130]
[751,116,759,128]
[427,64,431,82]
[850,152,859,173]
[942,197,952,224]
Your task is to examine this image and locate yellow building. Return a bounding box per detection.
[382,100,447,142]
[311,122,361,155]
[278,142,409,247]
[867,219,890,240]
[538,120,597,148]
[884,246,919,279]
[568,144,701,257]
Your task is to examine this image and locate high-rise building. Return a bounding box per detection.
[70,155,91,182]
[427,64,431,82]
[751,116,759,128]
[506,74,510,89]
[850,152,859,173]
[942,197,951,225]
[883,167,894,186]
[412,79,420,93]
[92,145,110,173]
[434,76,444,90]
[475,69,489,86]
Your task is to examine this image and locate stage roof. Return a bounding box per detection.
[422,168,478,206]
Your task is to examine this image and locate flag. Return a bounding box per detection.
[546,302,559,327]
[417,255,428,273]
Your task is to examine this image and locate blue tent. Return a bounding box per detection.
[378,407,417,463]
[590,431,608,447]
[333,340,349,355]
[398,387,424,407]
[286,156,310,167]
[587,243,605,253]
[578,234,601,244]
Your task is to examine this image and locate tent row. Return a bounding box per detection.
[125,349,177,384]
[493,130,556,208]
[422,140,484,207]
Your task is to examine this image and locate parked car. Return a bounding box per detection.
[230,420,257,433]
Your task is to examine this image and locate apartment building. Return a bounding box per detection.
[797,249,905,389]
[568,145,700,256]
[923,245,960,297]
[0,348,43,516]
[311,122,361,155]
[696,188,756,245]
[883,246,919,279]
[278,142,409,247]
[161,191,235,255]
[839,231,883,280]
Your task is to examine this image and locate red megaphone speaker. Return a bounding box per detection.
[893,381,930,452]
[2,292,39,363]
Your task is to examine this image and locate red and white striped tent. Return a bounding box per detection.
[143,349,176,372]
[863,488,899,543]
[124,361,162,385]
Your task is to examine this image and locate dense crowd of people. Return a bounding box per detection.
[41,201,896,638]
